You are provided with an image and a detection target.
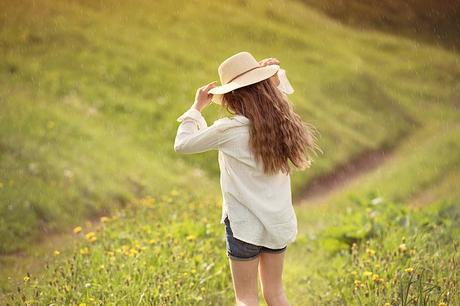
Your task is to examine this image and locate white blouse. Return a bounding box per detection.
[174,107,297,249]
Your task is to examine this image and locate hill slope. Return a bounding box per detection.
[1,0,460,303]
[0,0,459,272]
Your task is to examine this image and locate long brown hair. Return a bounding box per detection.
[220,78,322,175]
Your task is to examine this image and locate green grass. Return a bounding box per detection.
[1,0,460,303]
[3,191,459,305]
[1,0,459,254]
[285,195,460,305]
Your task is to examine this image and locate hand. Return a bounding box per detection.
[259,57,281,87]
[258,57,280,67]
[192,81,217,112]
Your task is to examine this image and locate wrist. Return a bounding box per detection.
[191,103,202,112]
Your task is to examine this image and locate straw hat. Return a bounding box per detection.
[209,51,280,104]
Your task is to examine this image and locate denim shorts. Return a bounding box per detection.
[224,216,287,261]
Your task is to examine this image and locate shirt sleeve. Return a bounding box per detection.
[174,107,228,154]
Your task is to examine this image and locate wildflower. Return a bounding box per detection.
[398,243,407,252]
[53,250,60,256]
[363,271,373,277]
[85,232,97,242]
[405,267,414,273]
[100,216,110,223]
[140,196,156,207]
[80,247,90,255]
[354,280,361,287]
[79,303,87,306]
[372,274,381,283]
[148,239,157,244]
[439,302,446,306]
[73,226,82,234]
[128,248,138,257]
[366,248,376,256]
[186,235,197,241]
[23,275,30,282]
[384,303,391,306]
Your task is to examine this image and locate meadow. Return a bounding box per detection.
[0,0,459,304]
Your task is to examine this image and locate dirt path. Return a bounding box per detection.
[293,147,393,205]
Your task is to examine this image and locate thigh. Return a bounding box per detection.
[258,251,286,292]
[228,256,260,301]
[224,216,261,261]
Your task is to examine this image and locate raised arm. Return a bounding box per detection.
[174,107,228,154]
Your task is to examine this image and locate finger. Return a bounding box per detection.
[204,81,217,91]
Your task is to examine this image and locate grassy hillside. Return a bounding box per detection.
[301,0,460,51]
[1,0,460,303]
[1,0,459,254]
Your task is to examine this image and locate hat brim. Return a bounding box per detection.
[209,64,280,104]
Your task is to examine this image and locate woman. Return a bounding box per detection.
[174,51,321,306]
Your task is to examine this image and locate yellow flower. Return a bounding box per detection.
[128,248,138,257]
[438,302,446,306]
[372,274,381,282]
[186,235,196,241]
[363,271,373,277]
[398,243,407,252]
[140,196,156,207]
[366,248,376,256]
[80,247,90,255]
[23,275,30,282]
[384,303,391,306]
[79,303,87,306]
[53,250,60,256]
[85,232,97,242]
[354,279,361,286]
[73,226,82,234]
[100,216,110,223]
[405,267,414,273]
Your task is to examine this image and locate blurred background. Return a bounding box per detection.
[1,0,459,304]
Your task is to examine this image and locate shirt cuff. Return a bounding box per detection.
[176,107,207,129]
[277,68,294,95]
